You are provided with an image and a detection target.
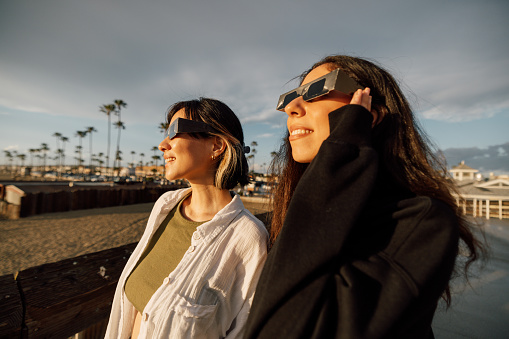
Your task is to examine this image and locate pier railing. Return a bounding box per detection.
[0,210,272,339]
[0,243,137,339]
[0,183,187,219]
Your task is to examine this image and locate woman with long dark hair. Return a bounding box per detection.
[244,55,483,338]
[106,98,268,338]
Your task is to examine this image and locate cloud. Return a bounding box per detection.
[410,57,509,122]
[3,145,20,152]
[1,0,508,170]
[255,133,274,138]
[497,147,508,157]
[0,97,50,115]
[441,142,509,175]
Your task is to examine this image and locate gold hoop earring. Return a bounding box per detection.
[211,155,215,161]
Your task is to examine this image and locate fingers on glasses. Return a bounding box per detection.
[351,88,372,112]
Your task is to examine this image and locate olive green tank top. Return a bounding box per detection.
[124,196,205,312]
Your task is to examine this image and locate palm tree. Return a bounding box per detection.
[4,151,13,175]
[86,126,97,169]
[99,103,116,176]
[113,121,126,171]
[139,153,145,179]
[97,152,104,174]
[114,100,127,121]
[35,154,42,172]
[115,150,123,174]
[74,145,84,173]
[56,149,64,173]
[250,141,258,173]
[17,154,26,175]
[29,148,37,167]
[40,143,50,173]
[113,100,127,169]
[159,122,169,134]
[130,151,136,166]
[96,158,104,168]
[52,132,62,168]
[152,155,161,177]
[151,146,158,157]
[10,150,17,173]
[61,136,69,169]
[75,131,87,173]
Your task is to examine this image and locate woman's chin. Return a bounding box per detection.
[292,151,315,164]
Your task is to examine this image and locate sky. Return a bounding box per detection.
[1,0,508,176]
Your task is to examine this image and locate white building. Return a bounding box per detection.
[450,162,509,220]
[450,161,479,181]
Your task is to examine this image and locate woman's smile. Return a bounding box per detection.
[164,156,176,165]
[288,127,313,141]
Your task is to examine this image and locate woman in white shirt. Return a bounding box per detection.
[105,97,268,339]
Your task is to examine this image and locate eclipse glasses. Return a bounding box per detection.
[167,118,217,140]
[276,68,363,111]
[166,117,251,154]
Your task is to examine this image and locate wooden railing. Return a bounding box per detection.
[0,243,137,339]
[0,211,272,339]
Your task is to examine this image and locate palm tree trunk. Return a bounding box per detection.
[107,115,111,177]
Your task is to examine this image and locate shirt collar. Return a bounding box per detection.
[157,188,244,242]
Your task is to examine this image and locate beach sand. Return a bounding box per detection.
[0,198,270,276]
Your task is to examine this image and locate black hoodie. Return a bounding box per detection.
[244,105,459,339]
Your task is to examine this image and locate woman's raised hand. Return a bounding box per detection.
[350,88,372,112]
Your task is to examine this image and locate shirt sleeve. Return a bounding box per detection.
[220,216,268,338]
[224,222,268,338]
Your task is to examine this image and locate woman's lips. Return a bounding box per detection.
[289,128,313,141]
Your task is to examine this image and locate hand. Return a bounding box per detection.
[350,88,372,111]
[351,88,380,127]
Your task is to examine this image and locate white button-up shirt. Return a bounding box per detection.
[105,188,268,339]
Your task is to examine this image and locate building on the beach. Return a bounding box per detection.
[450,161,480,181]
[451,161,509,220]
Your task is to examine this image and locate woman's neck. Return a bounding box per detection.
[180,184,232,222]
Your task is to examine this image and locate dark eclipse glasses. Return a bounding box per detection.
[166,118,217,140]
[276,68,363,111]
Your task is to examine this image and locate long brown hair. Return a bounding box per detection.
[269,55,484,305]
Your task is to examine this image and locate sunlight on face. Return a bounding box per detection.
[158,110,215,184]
[285,64,352,163]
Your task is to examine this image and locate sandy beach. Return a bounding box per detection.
[0,198,270,276]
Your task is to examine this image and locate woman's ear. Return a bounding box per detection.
[212,136,226,157]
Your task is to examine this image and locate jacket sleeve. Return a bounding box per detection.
[245,105,459,339]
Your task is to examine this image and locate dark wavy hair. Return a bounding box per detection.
[166,97,249,190]
[269,55,485,306]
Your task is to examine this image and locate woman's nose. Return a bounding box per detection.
[158,137,171,152]
[284,96,306,118]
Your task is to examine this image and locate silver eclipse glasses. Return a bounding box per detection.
[167,118,217,139]
[276,68,363,111]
